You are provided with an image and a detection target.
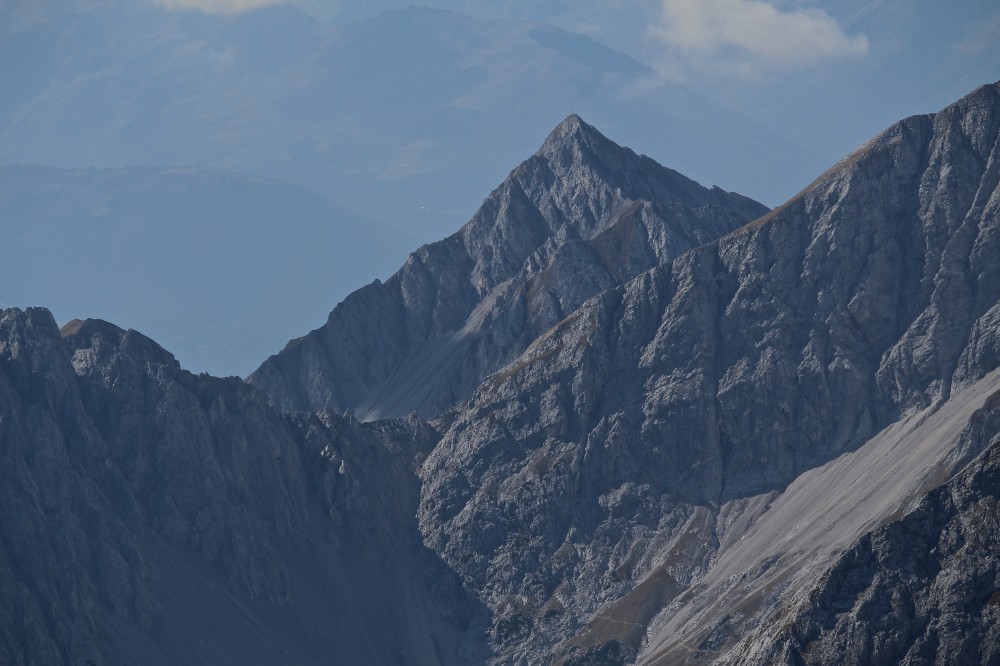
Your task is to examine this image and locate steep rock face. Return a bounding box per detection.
[416,83,1000,662]
[64,317,311,606]
[248,115,766,419]
[0,309,149,665]
[0,309,481,665]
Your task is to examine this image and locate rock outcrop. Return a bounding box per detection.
[0,309,483,665]
[248,115,767,419]
[639,368,1000,664]
[416,82,1000,662]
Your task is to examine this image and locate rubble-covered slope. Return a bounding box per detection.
[417,82,1000,663]
[248,115,766,419]
[639,369,1000,664]
[718,386,1000,666]
[0,308,482,665]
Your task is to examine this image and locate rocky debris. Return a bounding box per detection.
[416,82,1000,662]
[724,391,1000,666]
[0,308,482,665]
[638,368,1000,664]
[248,115,766,420]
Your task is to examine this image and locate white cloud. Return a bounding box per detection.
[652,0,868,78]
[155,0,282,13]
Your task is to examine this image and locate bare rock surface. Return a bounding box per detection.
[416,82,1000,663]
[248,115,766,420]
[714,385,1000,666]
[0,308,483,665]
[640,369,1000,664]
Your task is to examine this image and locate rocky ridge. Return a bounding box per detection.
[248,115,767,420]
[0,309,483,665]
[415,82,1000,662]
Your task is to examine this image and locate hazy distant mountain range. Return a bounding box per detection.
[0,0,824,235]
[1,0,831,375]
[3,0,1000,662]
[297,0,1000,161]
[1,81,998,665]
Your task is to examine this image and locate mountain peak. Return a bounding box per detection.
[553,112,588,134]
[248,114,766,418]
[528,112,756,217]
[538,113,614,158]
[60,317,180,374]
[961,79,1000,106]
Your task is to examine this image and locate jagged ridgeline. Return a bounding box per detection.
[1,82,999,665]
[247,115,767,419]
[417,81,1000,663]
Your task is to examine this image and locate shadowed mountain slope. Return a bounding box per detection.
[0,308,485,665]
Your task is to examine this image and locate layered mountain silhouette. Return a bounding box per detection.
[1,82,999,665]
[248,115,767,419]
[0,310,489,664]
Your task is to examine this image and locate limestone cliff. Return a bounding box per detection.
[3,83,1000,666]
